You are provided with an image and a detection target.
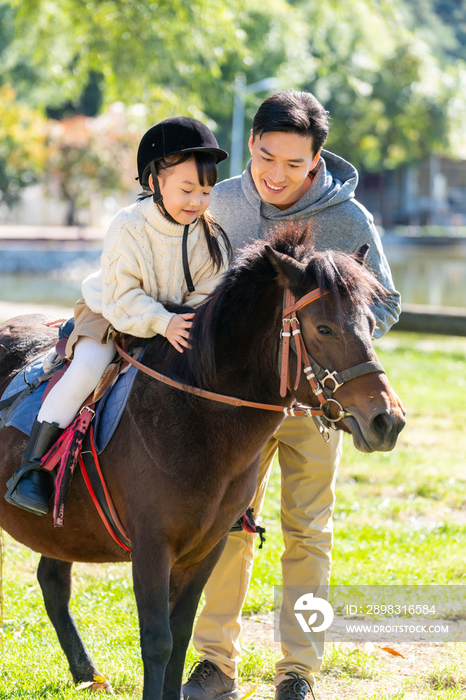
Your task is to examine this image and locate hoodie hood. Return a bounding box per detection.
[208,147,400,339]
[241,149,359,221]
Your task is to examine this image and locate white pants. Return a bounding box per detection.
[38,337,116,428]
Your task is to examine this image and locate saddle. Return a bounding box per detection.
[0,323,140,452]
[0,321,140,549]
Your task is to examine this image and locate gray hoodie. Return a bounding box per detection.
[209,150,400,338]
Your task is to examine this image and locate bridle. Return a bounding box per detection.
[279,288,384,439]
[115,286,385,441]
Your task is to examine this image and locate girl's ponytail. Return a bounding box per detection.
[201,212,233,272]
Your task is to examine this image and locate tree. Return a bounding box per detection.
[2,0,308,177]
[0,84,48,206]
[1,0,465,177]
[5,0,257,113]
[46,105,145,224]
[293,0,461,171]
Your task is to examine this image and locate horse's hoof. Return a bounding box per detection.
[91,681,113,693]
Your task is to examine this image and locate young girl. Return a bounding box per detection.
[6,116,231,516]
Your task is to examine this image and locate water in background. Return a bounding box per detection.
[383,238,466,308]
[0,245,100,308]
[0,272,82,307]
[0,238,465,310]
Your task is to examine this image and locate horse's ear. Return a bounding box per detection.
[264,245,306,288]
[354,243,370,265]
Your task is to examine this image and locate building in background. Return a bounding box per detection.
[357,156,466,233]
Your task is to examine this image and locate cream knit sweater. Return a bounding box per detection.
[82,197,228,338]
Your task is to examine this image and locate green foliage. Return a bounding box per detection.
[4,0,291,120]
[427,658,466,691]
[0,95,146,217]
[295,0,459,170]
[0,84,48,206]
[1,0,465,176]
[402,0,466,62]
[321,644,379,679]
[238,643,281,681]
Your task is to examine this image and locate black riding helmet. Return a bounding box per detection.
[137,117,228,293]
[137,116,228,207]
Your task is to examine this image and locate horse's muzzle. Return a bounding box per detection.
[342,406,406,453]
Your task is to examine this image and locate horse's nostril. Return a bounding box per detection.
[370,411,393,439]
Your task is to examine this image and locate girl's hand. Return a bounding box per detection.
[166,313,195,353]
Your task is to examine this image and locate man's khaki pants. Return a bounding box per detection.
[192,416,343,687]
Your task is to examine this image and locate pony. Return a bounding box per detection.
[0,225,405,700]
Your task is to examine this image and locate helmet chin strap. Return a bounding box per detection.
[149,160,195,293]
[149,161,166,205]
[149,160,181,224]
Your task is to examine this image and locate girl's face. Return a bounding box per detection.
[150,157,213,225]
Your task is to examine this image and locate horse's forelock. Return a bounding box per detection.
[229,223,313,273]
[313,250,386,306]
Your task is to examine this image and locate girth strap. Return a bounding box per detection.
[79,428,132,552]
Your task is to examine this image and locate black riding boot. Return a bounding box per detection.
[5,419,63,516]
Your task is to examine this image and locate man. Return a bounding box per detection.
[182,91,400,700]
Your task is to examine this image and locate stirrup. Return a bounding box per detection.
[5,419,62,501]
[4,468,53,515]
[5,461,47,499]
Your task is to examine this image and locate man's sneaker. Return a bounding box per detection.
[275,672,316,700]
[183,660,239,700]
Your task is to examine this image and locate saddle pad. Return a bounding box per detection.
[0,357,50,435]
[0,357,139,454]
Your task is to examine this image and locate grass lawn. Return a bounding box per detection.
[1,331,466,699]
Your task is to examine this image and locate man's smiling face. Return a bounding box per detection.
[248,130,318,210]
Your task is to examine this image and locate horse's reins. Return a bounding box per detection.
[115,342,324,418]
[115,287,385,433]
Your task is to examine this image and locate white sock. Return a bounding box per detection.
[37,336,117,429]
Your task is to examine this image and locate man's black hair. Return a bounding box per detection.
[252,90,330,155]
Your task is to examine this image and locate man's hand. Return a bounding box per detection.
[166,313,195,353]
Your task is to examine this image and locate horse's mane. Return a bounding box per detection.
[146,223,386,391]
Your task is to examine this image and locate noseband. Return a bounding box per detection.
[115,286,385,441]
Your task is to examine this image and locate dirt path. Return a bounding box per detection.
[239,613,464,699]
[0,300,73,322]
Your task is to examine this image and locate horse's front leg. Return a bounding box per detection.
[132,540,173,700]
[163,538,228,700]
[37,557,110,688]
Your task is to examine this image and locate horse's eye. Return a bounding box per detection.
[317,325,334,337]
